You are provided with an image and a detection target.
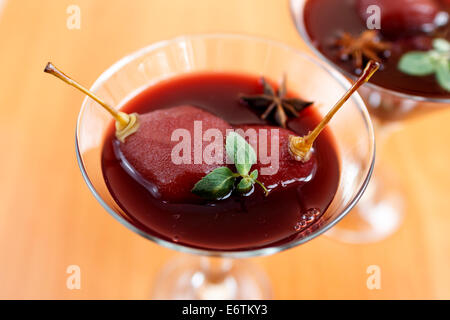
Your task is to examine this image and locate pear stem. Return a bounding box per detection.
[44,62,130,128]
[289,60,380,162]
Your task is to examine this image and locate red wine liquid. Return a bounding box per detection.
[303,0,450,98]
[101,72,340,251]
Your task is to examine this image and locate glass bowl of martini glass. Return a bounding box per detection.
[291,0,450,243]
[72,34,375,299]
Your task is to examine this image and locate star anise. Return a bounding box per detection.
[240,76,313,128]
[334,30,391,69]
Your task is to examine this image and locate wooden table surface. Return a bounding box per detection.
[0,0,449,300]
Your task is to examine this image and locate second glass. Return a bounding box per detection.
[290,0,450,243]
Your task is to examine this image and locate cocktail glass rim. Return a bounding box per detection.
[75,33,375,258]
[289,0,450,104]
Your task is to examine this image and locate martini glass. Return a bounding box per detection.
[76,34,375,299]
[290,0,450,243]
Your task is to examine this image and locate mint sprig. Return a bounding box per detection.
[192,132,269,200]
[398,39,450,92]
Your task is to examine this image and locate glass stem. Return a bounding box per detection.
[200,257,233,283]
[192,257,237,300]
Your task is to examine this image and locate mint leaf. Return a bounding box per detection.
[398,52,436,76]
[250,169,258,182]
[226,132,257,176]
[236,170,267,195]
[436,59,450,92]
[237,177,254,194]
[433,39,450,53]
[225,132,240,161]
[398,40,450,92]
[235,147,256,176]
[191,167,236,200]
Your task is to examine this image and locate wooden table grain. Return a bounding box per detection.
[0,0,449,300]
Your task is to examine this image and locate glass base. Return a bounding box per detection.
[326,160,404,243]
[152,255,272,300]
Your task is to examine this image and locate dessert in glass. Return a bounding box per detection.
[46,35,375,299]
[291,0,450,242]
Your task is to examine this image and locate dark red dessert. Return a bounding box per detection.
[119,105,232,203]
[101,72,340,251]
[356,0,443,37]
[303,0,450,98]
